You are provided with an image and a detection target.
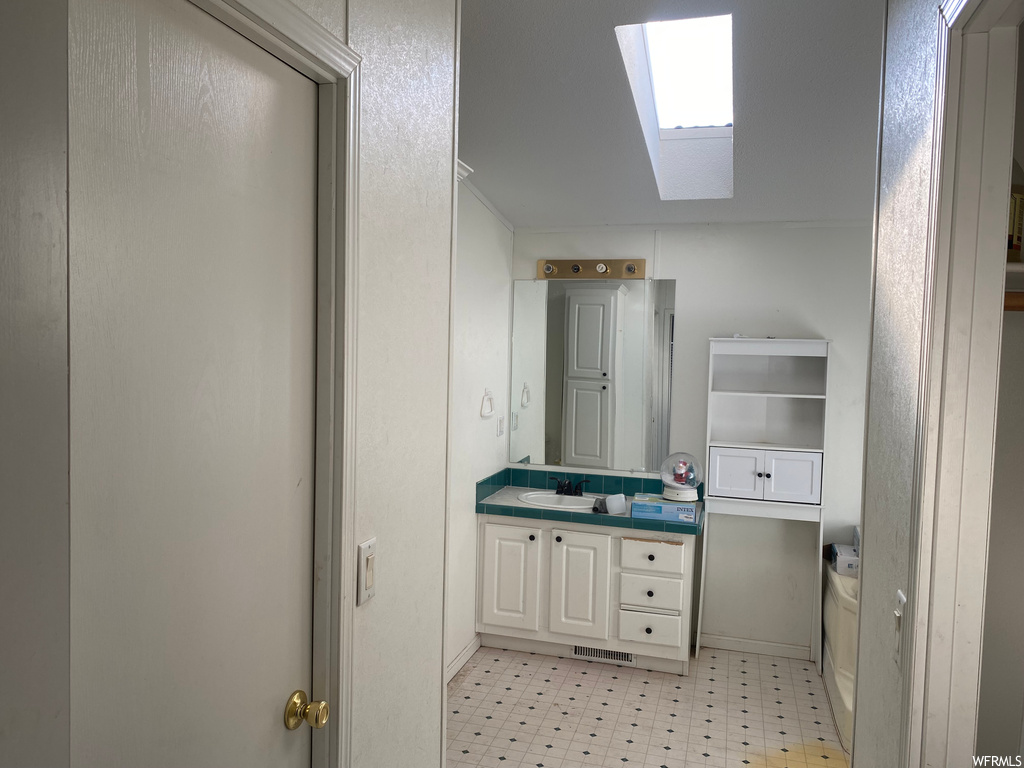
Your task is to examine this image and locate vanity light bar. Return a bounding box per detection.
[537,259,646,280]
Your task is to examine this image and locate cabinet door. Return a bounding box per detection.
[565,290,615,380]
[480,524,541,631]
[763,450,822,504]
[562,379,613,468]
[708,447,764,500]
[549,530,611,640]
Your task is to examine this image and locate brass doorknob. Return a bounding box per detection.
[284,690,330,730]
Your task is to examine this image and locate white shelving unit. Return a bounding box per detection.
[698,338,830,670]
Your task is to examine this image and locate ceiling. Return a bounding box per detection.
[458,0,886,229]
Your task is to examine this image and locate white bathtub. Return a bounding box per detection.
[822,559,858,752]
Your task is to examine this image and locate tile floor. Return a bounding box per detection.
[446,647,848,768]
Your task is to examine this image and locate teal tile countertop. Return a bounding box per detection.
[476,485,704,536]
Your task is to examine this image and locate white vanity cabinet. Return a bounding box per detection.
[548,530,610,640]
[478,518,698,675]
[480,523,541,631]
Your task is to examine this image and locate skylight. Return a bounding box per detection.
[645,15,733,130]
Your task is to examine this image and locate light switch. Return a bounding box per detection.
[357,538,376,605]
[497,416,505,437]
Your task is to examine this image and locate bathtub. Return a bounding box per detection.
[822,559,859,753]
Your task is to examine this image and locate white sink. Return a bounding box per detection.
[517,491,597,511]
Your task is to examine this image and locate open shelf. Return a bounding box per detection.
[708,439,825,453]
[708,394,826,451]
[710,390,826,400]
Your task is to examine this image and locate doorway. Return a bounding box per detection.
[64,1,360,765]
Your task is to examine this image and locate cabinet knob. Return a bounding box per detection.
[555,536,562,543]
[647,590,654,598]
[765,473,772,479]
[528,534,535,541]
[647,554,655,561]
[645,627,653,635]
[602,372,607,377]
[602,385,607,390]
[757,472,763,478]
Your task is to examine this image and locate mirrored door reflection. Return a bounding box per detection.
[509,279,675,472]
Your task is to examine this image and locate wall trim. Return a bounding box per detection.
[445,635,482,684]
[459,177,515,234]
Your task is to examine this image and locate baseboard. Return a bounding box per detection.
[700,633,812,661]
[445,634,481,684]
[479,633,689,676]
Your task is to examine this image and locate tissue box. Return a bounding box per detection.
[631,498,701,523]
[831,543,860,575]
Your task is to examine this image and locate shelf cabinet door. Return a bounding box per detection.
[481,524,541,631]
[708,446,764,500]
[548,529,611,640]
[763,450,822,504]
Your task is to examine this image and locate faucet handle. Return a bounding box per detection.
[573,479,591,496]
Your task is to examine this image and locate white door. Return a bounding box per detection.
[562,379,613,468]
[565,290,616,380]
[708,447,764,500]
[69,0,319,765]
[763,450,822,504]
[549,530,611,640]
[480,524,541,631]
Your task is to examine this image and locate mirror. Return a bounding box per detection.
[509,278,675,472]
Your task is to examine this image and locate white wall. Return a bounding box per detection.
[977,311,1024,754]
[347,1,456,764]
[445,182,513,674]
[514,223,873,539]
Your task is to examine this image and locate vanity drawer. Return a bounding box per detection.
[618,609,682,647]
[620,538,685,576]
[619,573,683,612]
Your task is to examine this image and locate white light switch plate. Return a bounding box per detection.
[357,538,376,606]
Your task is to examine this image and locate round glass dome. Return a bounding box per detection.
[659,452,703,502]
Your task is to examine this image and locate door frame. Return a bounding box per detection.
[897,1,1019,764]
[184,2,361,766]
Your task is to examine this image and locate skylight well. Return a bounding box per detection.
[646,15,733,131]
[615,14,734,200]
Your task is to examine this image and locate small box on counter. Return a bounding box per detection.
[631,498,701,523]
[831,543,860,575]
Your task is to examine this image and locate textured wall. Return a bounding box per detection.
[291,0,345,42]
[0,2,70,765]
[347,0,457,764]
[514,223,873,541]
[853,0,937,763]
[446,183,513,674]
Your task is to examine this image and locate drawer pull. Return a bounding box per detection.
[645,627,653,635]
[647,554,655,561]
[647,590,654,597]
